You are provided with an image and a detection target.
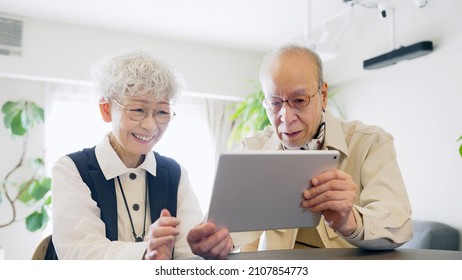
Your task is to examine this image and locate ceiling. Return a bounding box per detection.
[0,0,358,52]
[0,0,442,86]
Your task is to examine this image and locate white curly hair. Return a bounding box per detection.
[91,50,181,103]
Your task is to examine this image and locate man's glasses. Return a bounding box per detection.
[112,99,175,124]
[260,85,321,113]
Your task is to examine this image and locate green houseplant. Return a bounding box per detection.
[0,100,51,232]
[227,83,269,148]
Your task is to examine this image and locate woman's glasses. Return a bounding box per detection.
[112,99,175,124]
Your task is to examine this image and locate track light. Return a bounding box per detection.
[413,0,428,8]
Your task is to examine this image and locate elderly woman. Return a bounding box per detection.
[51,50,230,260]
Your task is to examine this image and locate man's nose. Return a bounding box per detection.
[279,102,297,124]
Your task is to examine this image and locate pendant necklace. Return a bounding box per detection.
[116,175,148,242]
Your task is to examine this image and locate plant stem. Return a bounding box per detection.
[0,133,28,228]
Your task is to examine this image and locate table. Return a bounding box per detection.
[226,248,462,260]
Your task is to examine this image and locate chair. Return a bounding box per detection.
[31,235,58,260]
[400,220,460,250]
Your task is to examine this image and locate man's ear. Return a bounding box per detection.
[99,101,112,123]
[321,82,329,110]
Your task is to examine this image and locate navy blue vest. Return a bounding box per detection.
[67,147,180,241]
[45,147,180,259]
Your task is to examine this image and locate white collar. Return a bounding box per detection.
[95,132,158,180]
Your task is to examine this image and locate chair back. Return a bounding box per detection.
[31,235,58,260]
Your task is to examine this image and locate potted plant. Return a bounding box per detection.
[0,100,51,232]
[227,82,270,148]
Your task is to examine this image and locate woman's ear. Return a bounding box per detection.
[99,101,112,123]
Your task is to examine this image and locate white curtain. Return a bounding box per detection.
[203,98,236,163]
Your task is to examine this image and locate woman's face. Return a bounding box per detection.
[108,95,172,167]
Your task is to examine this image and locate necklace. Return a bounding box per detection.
[116,175,148,242]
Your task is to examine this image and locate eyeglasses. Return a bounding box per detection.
[112,99,176,124]
[260,85,321,113]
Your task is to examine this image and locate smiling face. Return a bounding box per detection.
[100,94,171,168]
[263,51,328,149]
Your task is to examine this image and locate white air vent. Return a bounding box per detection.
[0,16,23,56]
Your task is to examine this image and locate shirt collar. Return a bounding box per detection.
[95,132,158,180]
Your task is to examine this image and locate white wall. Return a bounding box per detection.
[326,0,462,249]
[0,16,263,98]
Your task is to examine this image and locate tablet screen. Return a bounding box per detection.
[206,150,339,232]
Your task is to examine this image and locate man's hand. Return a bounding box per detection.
[144,209,180,260]
[187,222,233,259]
[302,168,358,236]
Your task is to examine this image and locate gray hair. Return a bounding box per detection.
[91,50,181,102]
[259,44,324,91]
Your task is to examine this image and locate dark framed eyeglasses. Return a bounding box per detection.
[112,99,176,124]
[260,85,321,113]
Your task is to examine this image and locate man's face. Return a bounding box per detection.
[263,52,328,149]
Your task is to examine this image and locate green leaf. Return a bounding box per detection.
[1,100,23,115]
[17,181,34,203]
[1,100,15,113]
[227,85,269,147]
[31,158,45,169]
[30,178,51,200]
[27,102,45,123]
[10,110,27,136]
[2,100,23,130]
[3,109,18,129]
[44,195,52,206]
[40,177,52,189]
[2,100,45,136]
[459,142,462,158]
[26,208,49,232]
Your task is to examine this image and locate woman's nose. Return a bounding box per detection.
[139,112,159,130]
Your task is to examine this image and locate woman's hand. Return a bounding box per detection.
[144,209,180,260]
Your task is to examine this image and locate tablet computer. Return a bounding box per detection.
[206,150,340,232]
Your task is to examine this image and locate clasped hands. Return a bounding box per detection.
[144,209,233,260]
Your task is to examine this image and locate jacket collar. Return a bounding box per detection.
[324,110,349,158]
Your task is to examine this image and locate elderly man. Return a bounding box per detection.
[240,44,413,250]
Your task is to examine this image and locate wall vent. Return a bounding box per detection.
[0,16,23,56]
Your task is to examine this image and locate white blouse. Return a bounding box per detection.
[52,133,203,259]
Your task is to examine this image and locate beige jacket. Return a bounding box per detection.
[240,111,413,250]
